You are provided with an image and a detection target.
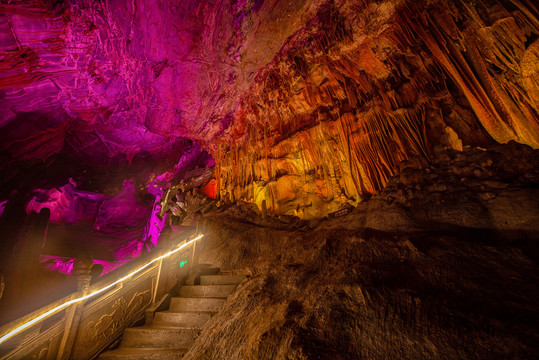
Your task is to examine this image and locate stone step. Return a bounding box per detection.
[200,274,245,285]
[98,347,187,360]
[153,310,214,328]
[120,326,199,349]
[169,297,226,312]
[196,264,220,275]
[179,285,236,298]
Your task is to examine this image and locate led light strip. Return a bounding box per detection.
[0,234,203,345]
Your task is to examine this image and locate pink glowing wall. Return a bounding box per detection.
[21,142,214,277]
[27,179,152,265]
[26,179,108,223]
[0,0,304,167]
[0,0,320,290]
[40,255,128,276]
[1,0,241,279]
[0,0,241,164]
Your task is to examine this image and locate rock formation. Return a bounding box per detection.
[0,0,538,357]
[216,0,539,218]
[1,0,538,218]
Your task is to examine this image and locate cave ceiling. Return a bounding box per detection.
[0,0,538,218]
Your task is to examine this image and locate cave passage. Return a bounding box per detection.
[0,0,538,359]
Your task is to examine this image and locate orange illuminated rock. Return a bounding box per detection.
[212,0,538,219]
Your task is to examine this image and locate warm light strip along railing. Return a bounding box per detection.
[0,234,204,345]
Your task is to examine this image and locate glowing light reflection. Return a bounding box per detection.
[0,234,203,345]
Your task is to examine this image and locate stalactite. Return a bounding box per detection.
[212,0,538,218]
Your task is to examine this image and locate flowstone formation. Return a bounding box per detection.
[216,0,539,218]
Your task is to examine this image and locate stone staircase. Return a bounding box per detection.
[98,270,245,359]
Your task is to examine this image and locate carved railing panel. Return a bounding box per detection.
[71,271,155,359]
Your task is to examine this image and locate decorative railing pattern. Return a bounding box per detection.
[0,229,202,360]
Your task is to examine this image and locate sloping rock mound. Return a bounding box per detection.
[185,143,539,359]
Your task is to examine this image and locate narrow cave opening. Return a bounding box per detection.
[0,136,216,324]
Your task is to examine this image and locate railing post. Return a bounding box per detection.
[151,226,172,304]
[193,220,201,266]
[56,258,92,360]
[186,222,201,286]
[146,226,174,325]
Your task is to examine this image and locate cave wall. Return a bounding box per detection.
[215,0,539,219]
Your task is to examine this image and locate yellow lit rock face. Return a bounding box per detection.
[521,40,539,115]
[398,1,539,149]
[211,0,539,219]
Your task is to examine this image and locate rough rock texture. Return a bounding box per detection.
[186,143,539,359]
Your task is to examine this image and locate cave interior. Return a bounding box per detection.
[0,0,539,358]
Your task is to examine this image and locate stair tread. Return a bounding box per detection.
[199,274,246,285]
[121,326,198,349]
[153,311,214,327]
[101,347,188,354]
[179,285,237,292]
[98,347,187,359]
[169,297,226,312]
[161,309,217,314]
[202,274,243,276]
[150,322,203,330]
[171,296,230,299]
[169,297,227,303]
[205,272,244,276]
[127,325,200,331]
[178,284,236,298]
[180,284,237,288]
[196,264,220,275]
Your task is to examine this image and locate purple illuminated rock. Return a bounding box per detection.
[0,0,319,165]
